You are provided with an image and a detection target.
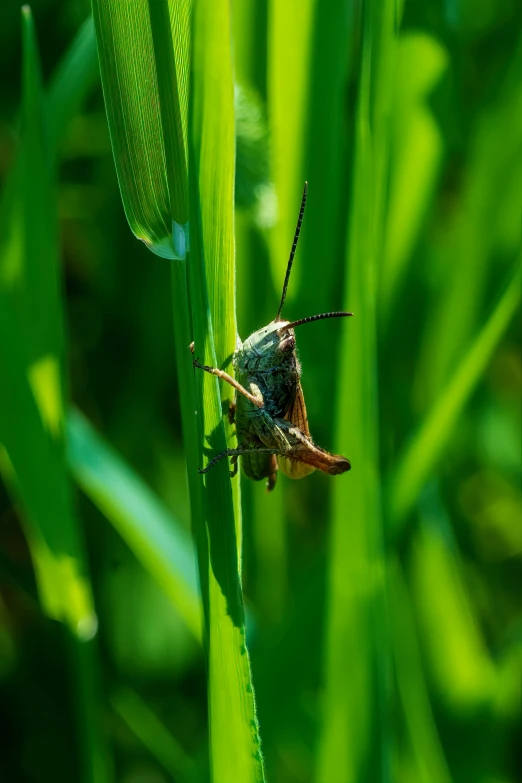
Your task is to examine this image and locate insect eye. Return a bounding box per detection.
[278,334,295,353]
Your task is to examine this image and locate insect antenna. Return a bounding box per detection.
[282,311,353,330]
[275,181,308,321]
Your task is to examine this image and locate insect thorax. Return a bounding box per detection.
[233,324,301,421]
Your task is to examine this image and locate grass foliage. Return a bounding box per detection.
[0,2,520,782]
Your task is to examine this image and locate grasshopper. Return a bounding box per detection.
[193,182,352,491]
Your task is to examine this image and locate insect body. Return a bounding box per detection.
[193,182,352,491]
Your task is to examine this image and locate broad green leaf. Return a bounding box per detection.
[317,4,397,782]
[389,261,522,531]
[188,0,265,780]
[92,0,190,259]
[67,409,201,642]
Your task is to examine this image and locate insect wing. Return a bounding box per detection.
[279,382,315,478]
[284,381,311,436]
[278,454,316,479]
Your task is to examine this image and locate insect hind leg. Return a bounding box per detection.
[198,448,245,474]
[199,444,281,475]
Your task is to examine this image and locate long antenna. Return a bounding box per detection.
[281,311,353,330]
[275,181,308,321]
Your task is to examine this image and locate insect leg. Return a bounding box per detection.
[192,358,263,408]
[199,445,281,475]
[229,454,239,478]
[228,397,236,425]
[199,448,244,474]
[266,455,278,492]
[274,419,351,476]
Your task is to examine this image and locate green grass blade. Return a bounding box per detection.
[410,523,498,713]
[417,44,522,402]
[2,13,64,380]
[389,560,452,783]
[188,0,264,780]
[148,0,189,229]
[295,1,354,429]
[267,0,315,293]
[317,4,396,781]
[0,6,96,642]
[0,11,107,781]
[47,16,99,155]
[380,32,448,322]
[0,309,95,638]
[112,687,196,782]
[389,261,521,532]
[67,409,201,642]
[191,10,235,373]
[92,0,189,258]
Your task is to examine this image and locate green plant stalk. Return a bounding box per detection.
[185,0,265,779]
[186,166,264,782]
[92,0,263,773]
[317,3,396,781]
[171,258,210,627]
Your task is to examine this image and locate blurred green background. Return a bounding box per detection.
[0,0,521,782]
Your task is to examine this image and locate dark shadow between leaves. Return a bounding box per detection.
[200,423,245,628]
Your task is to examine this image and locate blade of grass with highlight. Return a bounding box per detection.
[67,409,201,642]
[267,0,315,294]
[317,3,397,781]
[410,522,498,713]
[92,0,190,258]
[188,0,265,780]
[388,261,522,534]
[0,5,96,647]
[380,32,448,322]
